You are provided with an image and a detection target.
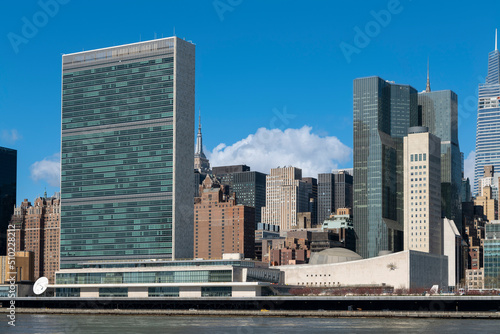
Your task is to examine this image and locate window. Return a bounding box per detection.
[99,288,128,297]
[201,287,231,297]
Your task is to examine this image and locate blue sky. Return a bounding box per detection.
[0,0,498,204]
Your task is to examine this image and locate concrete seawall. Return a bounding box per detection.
[11,308,500,319]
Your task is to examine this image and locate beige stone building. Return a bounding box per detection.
[261,167,309,231]
[475,185,498,222]
[403,127,442,254]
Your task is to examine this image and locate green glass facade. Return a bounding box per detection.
[353,77,418,258]
[484,223,500,289]
[201,286,232,297]
[56,270,232,284]
[418,90,462,232]
[148,286,179,297]
[60,37,195,268]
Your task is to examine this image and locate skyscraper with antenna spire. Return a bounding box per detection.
[426,57,431,93]
[474,29,500,196]
[418,59,462,232]
[194,110,211,174]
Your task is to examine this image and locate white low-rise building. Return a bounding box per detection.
[278,249,448,290]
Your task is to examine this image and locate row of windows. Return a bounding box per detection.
[56,270,232,284]
[63,66,173,91]
[61,186,172,199]
[63,205,170,217]
[61,236,172,245]
[64,111,173,131]
[61,222,172,231]
[63,105,173,123]
[59,248,172,265]
[63,58,173,77]
[410,153,427,162]
[63,97,173,116]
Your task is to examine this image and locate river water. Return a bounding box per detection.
[3,314,499,333]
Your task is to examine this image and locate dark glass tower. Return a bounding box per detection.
[334,171,353,211]
[418,89,462,232]
[0,146,17,255]
[317,173,335,225]
[475,31,500,196]
[231,171,267,226]
[60,37,195,268]
[353,76,418,258]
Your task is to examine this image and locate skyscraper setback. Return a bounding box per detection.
[60,37,195,268]
[353,76,418,258]
[475,30,500,196]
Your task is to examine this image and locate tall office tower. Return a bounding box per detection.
[9,195,60,283]
[318,170,353,226]
[231,171,266,226]
[403,127,442,254]
[194,176,255,259]
[194,114,211,174]
[317,173,335,225]
[461,177,472,203]
[0,146,16,256]
[302,177,318,226]
[418,80,462,232]
[353,76,418,258]
[475,30,500,195]
[261,167,309,231]
[60,37,195,268]
[334,170,353,211]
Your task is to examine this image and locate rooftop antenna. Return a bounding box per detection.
[154,32,157,39]
[173,26,176,37]
[496,28,498,51]
[425,57,431,93]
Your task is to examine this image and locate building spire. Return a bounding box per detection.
[195,108,203,156]
[496,28,498,51]
[425,57,431,92]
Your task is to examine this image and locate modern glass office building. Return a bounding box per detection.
[353,76,418,258]
[475,32,500,195]
[0,146,16,255]
[418,90,462,232]
[60,37,195,269]
[484,222,500,289]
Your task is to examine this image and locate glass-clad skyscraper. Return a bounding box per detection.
[60,37,195,269]
[353,76,418,258]
[484,222,500,289]
[475,32,500,195]
[418,90,462,232]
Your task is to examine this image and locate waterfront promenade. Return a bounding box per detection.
[2,296,500,314]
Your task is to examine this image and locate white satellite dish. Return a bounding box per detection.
[33,277,49,295]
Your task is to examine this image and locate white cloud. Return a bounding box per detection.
[208,126,352,176]
[1,129,22,143]
[30,153,61,187]
[463,150,475,183]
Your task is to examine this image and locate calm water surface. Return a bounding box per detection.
[2,314,499,334]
